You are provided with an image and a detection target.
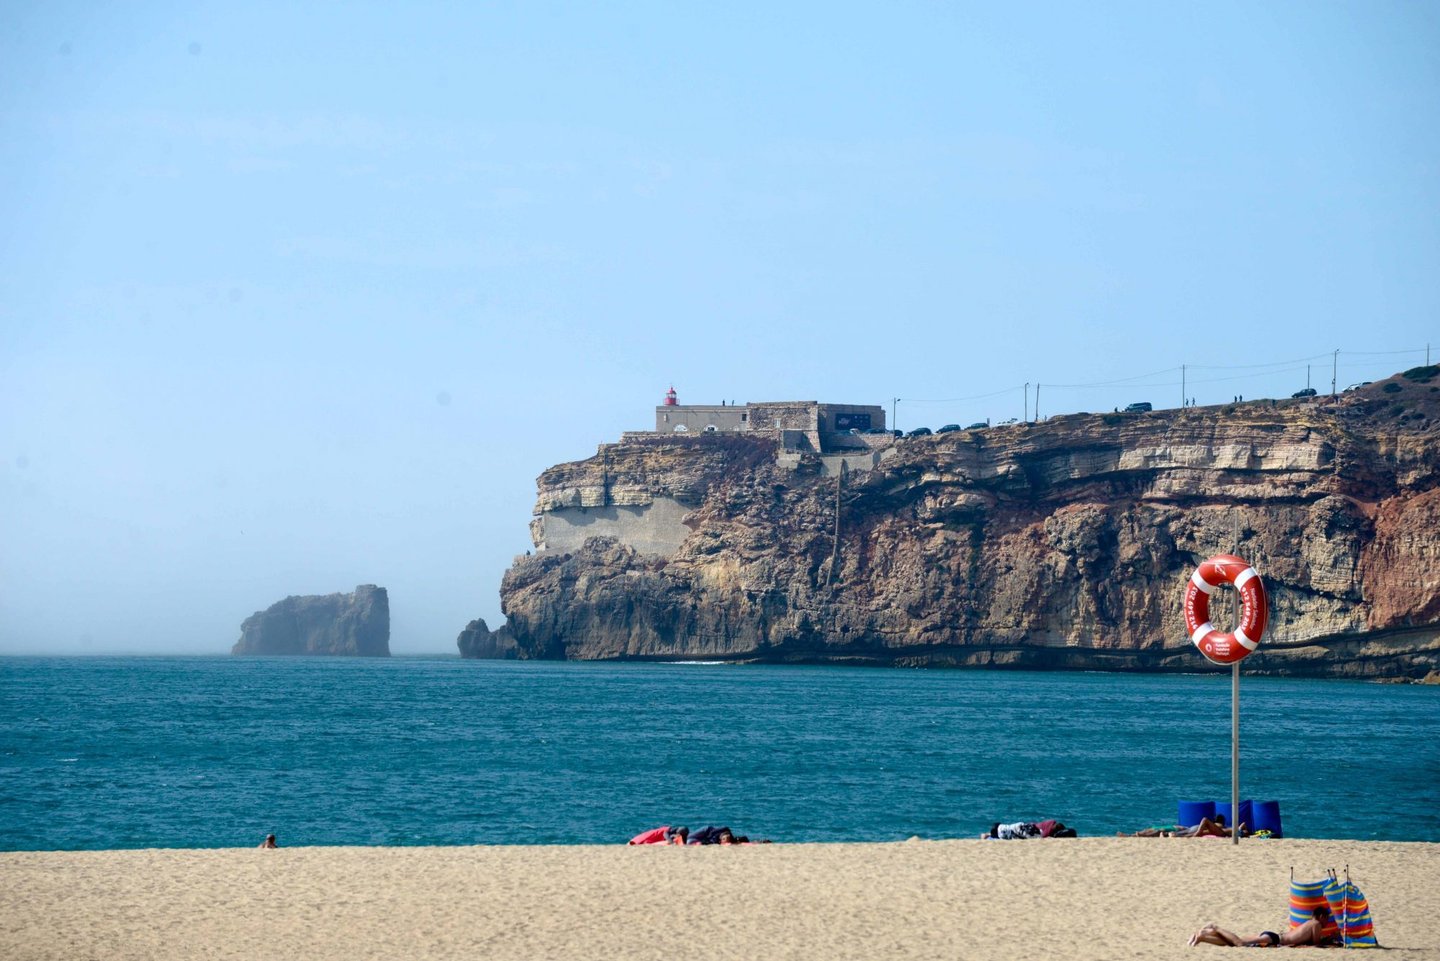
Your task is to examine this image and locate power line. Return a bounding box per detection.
[893,344,1433,415]
[902,385,1026,404]
[1186,352,1334,370]
[1045,366,1181,388]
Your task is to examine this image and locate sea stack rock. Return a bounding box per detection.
[456,617,518,659]
[233,584,390,656]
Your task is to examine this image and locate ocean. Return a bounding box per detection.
[1,656,1436,851]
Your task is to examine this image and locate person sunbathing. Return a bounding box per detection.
[688,826,769,844]
[1189,907,1339,947]
[688,826,735,844]
[1122,815,1242,838]
[981,819,1076,839]
[627,826,689,845]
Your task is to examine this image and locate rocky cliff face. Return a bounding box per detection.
[234,584,390,656]
[475,370,1440,678]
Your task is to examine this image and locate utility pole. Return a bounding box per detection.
[1332,349,1339,398]
[892,397,899,434]
[1182,364,1186,408]
[1306,365,1311,390]
[1024,382,1029,423]
[1035,383,1041,422]
[828,462,845,586]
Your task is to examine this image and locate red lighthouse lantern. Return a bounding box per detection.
[664,386,678,406]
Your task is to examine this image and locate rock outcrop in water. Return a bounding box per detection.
[455,617,517,659]
[233,584,390,656]
[467,370,1440,679]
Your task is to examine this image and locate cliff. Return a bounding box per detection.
[233,584,390,656]
[475,369,1440,679]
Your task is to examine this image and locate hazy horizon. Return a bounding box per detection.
[3,2,1437,654]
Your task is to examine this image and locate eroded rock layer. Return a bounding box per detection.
[480,371,1440,678]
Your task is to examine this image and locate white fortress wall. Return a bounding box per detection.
[819,451,886,477]
[537,497,693,557]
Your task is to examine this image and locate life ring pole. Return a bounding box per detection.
[1184,553,1267,846]
[1232,661,1240,846]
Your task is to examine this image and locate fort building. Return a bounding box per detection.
[537,387,895,557]
[634,386,889,455]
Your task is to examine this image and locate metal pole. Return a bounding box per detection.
[1035,383,1041,421]
[1024,383,1029,423]
[1332,349,1338,398]
[1182,364,1186,407]
[1232,660,1240,846]
[829,463,844,586]
[892,398,899,433]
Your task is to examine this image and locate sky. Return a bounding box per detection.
[2,2,1437,655]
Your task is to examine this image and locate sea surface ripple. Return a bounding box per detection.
[1,656,1436,850]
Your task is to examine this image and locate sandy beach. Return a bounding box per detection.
[2,838,1436,960]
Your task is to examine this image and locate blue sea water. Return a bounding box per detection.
[1,656,1436,851]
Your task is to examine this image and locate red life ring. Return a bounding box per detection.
[1183,554,1268,665]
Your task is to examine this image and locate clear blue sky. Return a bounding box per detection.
[2,2,1437,654]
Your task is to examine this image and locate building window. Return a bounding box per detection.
[741,413,747,422]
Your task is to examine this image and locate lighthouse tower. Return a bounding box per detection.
[663,385,678,406]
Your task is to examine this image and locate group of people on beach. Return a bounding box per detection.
[254,822,1358,951]
[634,813,1250,845]
[968,812,1261,841]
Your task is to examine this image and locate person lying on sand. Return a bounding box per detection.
[627,826,689,845]
[1121,816,1243,838]
[629,825,769,845]
[1189,907,1340,948]
[981,819,1077,839]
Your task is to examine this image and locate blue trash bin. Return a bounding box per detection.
[1252,800,1283,838]
[1178,800,1216,828]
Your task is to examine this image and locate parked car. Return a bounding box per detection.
[892,429,903,437]
[1344,382,1371,392]
[999,417,1018,425]
[1124,402,1152,413]
[966,421,988,430]
[1292,387,1317,398]
[936,424,961,434]
[907,427,932,437]
[863,427,890,434]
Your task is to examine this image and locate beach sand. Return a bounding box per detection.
[3,838,1436,960]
